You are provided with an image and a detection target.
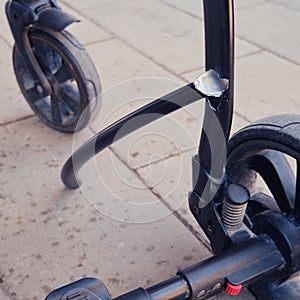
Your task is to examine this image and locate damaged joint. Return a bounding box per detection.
[193,69,229,98]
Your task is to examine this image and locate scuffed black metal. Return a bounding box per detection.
[192,1,235,237]
[61,84,205,189]
[196,0,235,182]
[190,0,235,255]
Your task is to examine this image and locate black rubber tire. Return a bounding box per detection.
[227,114,300,217]
[227,115,300,299]
[13,27,101,133]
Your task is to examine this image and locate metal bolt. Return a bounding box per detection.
[212,283,222,291]
[36,84,43,94]
[207,224,213,232]
[196,289,206,298]
[207,220,215,233]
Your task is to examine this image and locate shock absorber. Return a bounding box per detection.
[222,184,250,231]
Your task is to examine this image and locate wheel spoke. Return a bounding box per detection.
[54,63,71,83]
[60,83,81,114]
[34,50,54,75]
[33,41,62,75]
[294,160,300,217]
[60,92,80,115]
[51,95,63,124]
[25,86,42,104]
[245,150,295,214]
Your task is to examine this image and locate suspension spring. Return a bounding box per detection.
[222,184,249,231]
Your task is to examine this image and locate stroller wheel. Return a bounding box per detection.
[227,114,300,221]
[13,27,101,133]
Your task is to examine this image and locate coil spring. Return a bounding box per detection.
[222,199,247,231]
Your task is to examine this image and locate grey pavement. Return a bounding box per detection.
[0,0,300,299]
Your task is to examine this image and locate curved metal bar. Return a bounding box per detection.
[61,83,204,189]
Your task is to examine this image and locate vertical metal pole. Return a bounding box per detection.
[194,0,235,198]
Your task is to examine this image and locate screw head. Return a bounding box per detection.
[36,84,43,94]
[193,205,200,214]
[196,289,206,298]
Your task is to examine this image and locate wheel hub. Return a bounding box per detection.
[253,210,300,274]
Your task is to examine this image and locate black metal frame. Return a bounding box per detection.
[46,237,285,300]
[60,0,234,191]
[60,0,234,255]
[46,0,300,299]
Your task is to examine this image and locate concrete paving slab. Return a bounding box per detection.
[180,38,261,79]
[235,0,267,9]
[86,39,179,90]
[72,128,172,224]
[0,2,14,48]
[82,0,263,76]
[59,2,112,46]
[61,0,133,12]
[160,0,266,19]
[85,39,183,131]
[158,0,203,19]
[235,51,300,122]
[0,38,33,125]
[82,0,205,75]
[269,0,300,11]
[231,37,262,60]
[236,2,300,66]
[231,112,250,134]
[135,147,206,228]
[0,118,212,299]
[0,289,10,300]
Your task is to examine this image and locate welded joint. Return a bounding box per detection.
[193,69,229,98]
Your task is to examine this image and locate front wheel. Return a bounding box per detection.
[13,27,101,133]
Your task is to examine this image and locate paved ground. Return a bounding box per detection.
[1,0,300,299]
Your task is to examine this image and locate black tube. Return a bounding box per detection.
[194,0,235,201]
[61,83,204,189]
[112,238,285,300]
[146,276,190,300]
[113,276,189,300]
[113,288,151,300]
[178,238,283,298]
[203,0,234,139]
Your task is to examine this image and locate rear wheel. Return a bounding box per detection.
[13,27,101,133]
[227,114,300,299]
[227,114,300,220]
